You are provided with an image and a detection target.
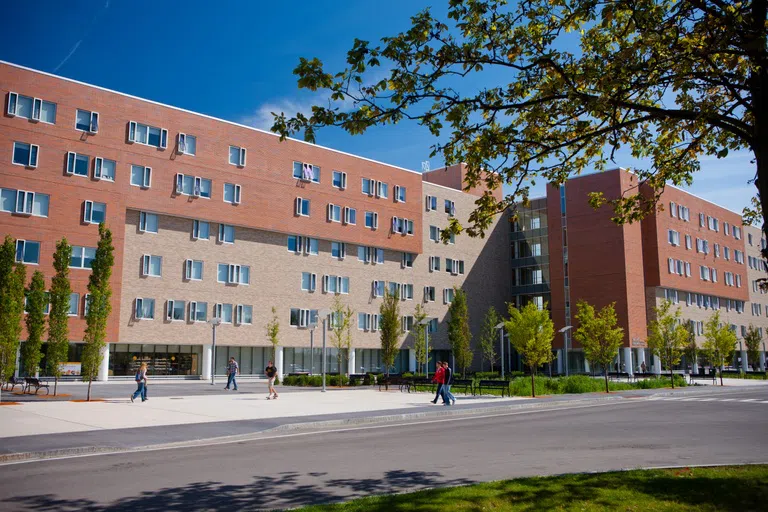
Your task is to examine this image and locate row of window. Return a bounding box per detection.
[747,232,767,249]
[429,225,456,244]
[748,255,768,271]
[1,188,49,217]
[425,196,456,217]
[669,201,743,239]
[667,230,744,263]
[133,298,252,325]
[663,288,745,313]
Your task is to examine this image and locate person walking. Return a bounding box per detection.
[431,361,445,404]
[225,356,239,391]
[641,360,647,374]
[442,362,456,406]
[130,362,148,403]
[265,360,278,399]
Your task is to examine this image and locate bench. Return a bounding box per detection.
[689,369,717,384]
[607,371,631,382]
[404,377,434,393]
[449,378,475,396]
[348,373,367,385]
[477,379,509,397]
[24,377,50,395]
[377,375,403,391]
[3,376,26,392]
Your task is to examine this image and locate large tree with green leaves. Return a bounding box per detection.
[379,289,402,379]
[411,303,428,374]
[81,224,114,401]
[22,270,47,377]
[47,239,72,395]
[447,287,473,377]
[0,235,26,384]
[743,324,762,371]
[702,310,737,386]
[273,0,767,243]
[266,306,280,362]
[505,302,554,397]
[573,300,625,393]
[329,296,354,382]
[479,306,500,372]
[647,300,689,388]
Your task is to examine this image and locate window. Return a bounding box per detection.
[372,280,385,298]
[75,109,99,133]
[724,222,730,236]
[223,183,242,205]
[388,281,401,297]
[190,301,208,322]
[362,178,373,196]
[65,152,89,177]
[344,207,356,225]
[427,318,438,334]
[7,93,56,123]
[301,272,317,292]
[667,230,680,246]
[679,206,690,221]
[134,298,155,320]
[724,246,731,260]
[400,315,415,333]
[711,268,718,282]
[669,202,676,217]
[12,142,39,168]
[442,288,456,304]
[293,161,320,183]
[714,243,720,258]
[734,226,742,240]
[328,203,342,222]
[130,165,152,188]
[444,200,456,216]
[402,252,415,268]
[235,304,253,325]
[93,157,115,181]
[377,181,388,199]
[217,263,250,285]
[295,197,311,217]
[83,201,106,224]
[1,189,49,217]
[394,185,406,203]
[331,242,346,260]
[228,145,247,167]
[664,289,679,304]
[699,212,705,227]
[175,174,212,198]
[736,274,742,288]
[69,293,80,316]
[215,303,234,323]
[185,259,203,281]
[218,224,235,244]
[324,275,350,294]
[430,225,440,242]
[15,240,40,264]
[139,212,158,233]
[128,121,168,149]
[700,266,710,281]
[426,195,437,211]
[177,133,196,155]
[192,220,210,240]
[290,308,318,328]
[142,255,162,277]
[70,246,96,269]
[424,286,436,302]
[166,300,186,322]
[358,312,369,331]
[402,283,414,300]
[735,250,744,264]
[685,235,692,250]
[365,211,378,230]
[332,171,347,189]
[429,256,441,272]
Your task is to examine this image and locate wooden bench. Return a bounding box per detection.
[449,378,475,396]
[3,376,26,392]
[348,373,367,385]
[377,375,403,391]
[607,371,631,382]
[477,379,509,397]
[689,369,717,384]
[24,377,50,395]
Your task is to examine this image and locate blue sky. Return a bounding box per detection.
[0,0,755,215]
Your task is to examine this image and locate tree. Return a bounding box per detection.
[702,311,737,386]
[22,270,46,377]
[683,320,699,371]
[505,302,554,397]
[647,300,689,389]
[81,224,114,401]
[266,307,280,361]
[273,0,767,244]
[743,324,762,371]
[411,303,428,375]
[479,306,500,372]
[379,289,402,379]
[573,301,625,393]
[47,239,72,396]
[447,287,473,377]
[329,296,354,383]
[0,235,26,384]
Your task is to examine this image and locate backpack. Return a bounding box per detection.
[135,370,142,382]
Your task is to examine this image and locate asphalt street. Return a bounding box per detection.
[1,387,767,511]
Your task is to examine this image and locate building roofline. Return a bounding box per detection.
[0,60,422,176]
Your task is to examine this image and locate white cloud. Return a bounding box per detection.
[239,97,321,131]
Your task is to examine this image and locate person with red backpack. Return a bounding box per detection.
[430,361,445,404]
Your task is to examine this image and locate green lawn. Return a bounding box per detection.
[295,465,768,512]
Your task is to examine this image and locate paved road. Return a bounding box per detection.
[1,387,767,511]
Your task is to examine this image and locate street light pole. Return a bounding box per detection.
[419,318,431,378]
[319,309,330,393]
[495,322,505,379]
[209,317,221,386]
[558,326,572,376]
[309,327,315,376]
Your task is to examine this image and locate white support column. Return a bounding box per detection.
[623,347,633,376]
[97,343,110,382]
[760,351,766,372]
[408,349,416,373]
[740,350,748,371]
[202,344,212,380]
[276,346,285,381]
[348,348,357,375]
[556,350,564,375]
[654,354,662,375]
[14,344,21,378]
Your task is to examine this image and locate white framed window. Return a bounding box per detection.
[402,315,414,333]
[175,174,212,198]
[229,145,247,167]
[374,247,384,264]
[443,288,455,304]
[217,263,250,285]
[235,304,253,325]
[734,226,742,240]
[130,165,152,188]
[685,235,692,250]
[344,207,356,225]
[365,211,378,230]
[401,252,414,268]
[402,283,414,300]
[93,157,115,181]
[142,254,162,277]
[724,246,731,260]
[82,293,91,317]
[192,220,210,240]
[185,259,204,281]
[15,239,41,264]
[177,133,197,155]
[362,178,373,196]
[372,280,385,298]
[75,109,99,133]
[699,265,710,281]
[358,312,369,331]
[166,300,186,322]
[392,217,414,235]
[331,242,346,260]
[424,286,436,302]
[223,183,242,205]
[12,142,39,168]
[290,308,318,328]
[328,203,342,222]
[426,195,437,211]
[388,281,402,297]
[293,161,320,183]
[445,200,456,216]
[69,293,80,316]
[724,222,730,236]
[332,171,347,189]
[218,224,235,244]
[70,246,96,269]
[394,185,406,203]
[301,272,317,292]
[66,152,90,177]
[667,258,675,274]
[324,275,347,294]
[679,206,690,221]
[215,303,234,323]
[7,93,56,123]
[736,274,742,288]
[128,121,168,149]
[429,256,441,272]
[189,301,208,322]
[139,212,158,233]
[134,297,155,320]
[669,202,676,217]
[377,181,388,199]
[699,212,705,227]
[295,197,310,217]
[711,268,718,283]
[83,200,106,224]
[686,262,691,277]
[667,229,680,246]
[430,225,440,242]
[2,189,49,217]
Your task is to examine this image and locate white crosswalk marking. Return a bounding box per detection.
[649,396,768,404]
[739,399,759,402]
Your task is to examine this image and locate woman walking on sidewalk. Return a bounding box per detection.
[130,362,148,403]
[265,361,278,399]
[431,361,445,404]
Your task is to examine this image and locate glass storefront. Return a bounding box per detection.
[109,344,202,376]
[215,346,273,375]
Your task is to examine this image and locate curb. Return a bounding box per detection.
[0,395,629,464]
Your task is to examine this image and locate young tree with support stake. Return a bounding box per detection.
[573,301,625,393]
[703,311,737,386]
[447,287,473,377]
[647,300,689,388]
[266,307,280,361]
[379,289,402,382]
[22,270,47,378]
[0,235,26,384]
[479,306,500,373]
[411,303,428,375]
[81,224,114,402]
[505,302,554,398]
[329,296,354,384]
[743,324,762,372]
[47,239,72,396]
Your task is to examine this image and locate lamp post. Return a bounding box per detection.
[495,322,505,379]
[309,324,316,376]
[209,317,221,386]
[419,318,431,377]
[319,309,331,392]
[558,326,572,376]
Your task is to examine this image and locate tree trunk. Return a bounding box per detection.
[530,367,536,397]
[720,360,724,386]
[86,377,92,401]
[669,350,675,389]
[53,376,58,396]
[604,369,609,393]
